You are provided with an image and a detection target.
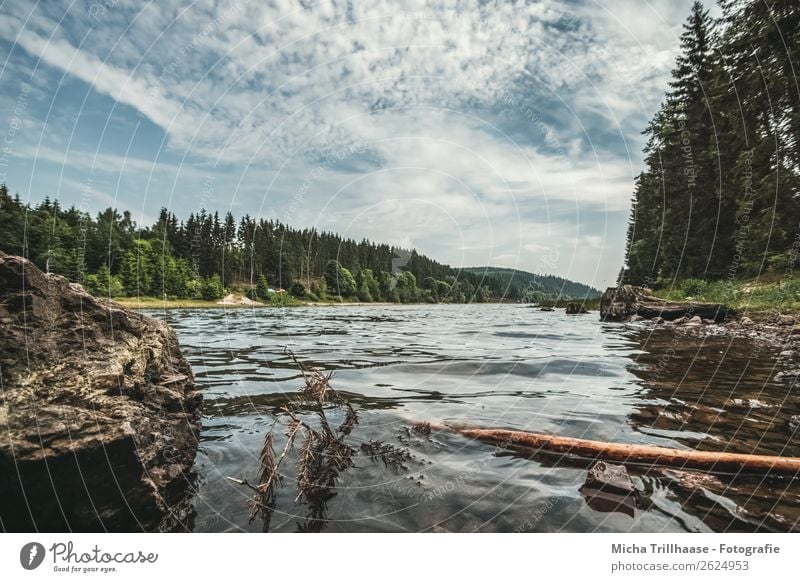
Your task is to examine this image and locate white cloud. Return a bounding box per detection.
[0,0,705,286]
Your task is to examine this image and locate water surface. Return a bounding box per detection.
[146,304,800,532]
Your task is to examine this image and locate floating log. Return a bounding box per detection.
[600,285,735,322]
[425,423,800,475]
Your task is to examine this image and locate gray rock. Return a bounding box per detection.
[740,316,754,326]
[565,302,589,315]
[777,315,795,326]
[651,316,665,324]
[789,416,800,434]
[628,314,645,322]
[0,252,202,532]
[685,315,703,326]
[583,461,635,495]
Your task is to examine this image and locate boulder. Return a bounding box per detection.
[600,285,735,322]
[0,252,202,531]
[579,461,638,517]
[583,461,636,495]
[565,302,589,315]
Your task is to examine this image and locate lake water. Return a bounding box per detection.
[145,304,800,532]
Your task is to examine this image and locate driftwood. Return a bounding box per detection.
[600,285,735,322]
[426,423,800,475]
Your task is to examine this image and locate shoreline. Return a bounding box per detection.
[112,297,521,309]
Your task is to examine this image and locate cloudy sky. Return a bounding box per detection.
[0,0,707,287]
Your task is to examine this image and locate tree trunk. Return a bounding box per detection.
[600,285,735,322]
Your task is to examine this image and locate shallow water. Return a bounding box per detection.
[145,304,800,532]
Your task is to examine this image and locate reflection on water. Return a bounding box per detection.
[143,304,800,532]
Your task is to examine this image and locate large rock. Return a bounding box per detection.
[0,252,201,531]
[600,285,735,322]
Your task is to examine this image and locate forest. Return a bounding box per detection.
[0,185,595,304]
[622,0,799,288]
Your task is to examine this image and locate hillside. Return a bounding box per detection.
[0,185,596,304]
[464,267,601,301]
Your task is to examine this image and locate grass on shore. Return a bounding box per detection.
[651,275,800,315]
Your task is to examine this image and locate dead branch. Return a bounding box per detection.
[422,422,800,475]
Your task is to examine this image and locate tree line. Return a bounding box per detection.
[0,185,591,303]
[622,0,799,287]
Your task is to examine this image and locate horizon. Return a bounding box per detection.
[0,0,713,288]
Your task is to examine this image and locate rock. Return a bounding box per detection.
[599,285,735,322]
[565,302,588,315]
[628,314,645,322]
[789,416,800,434]
[702,318,716,325]
[780,350,796,358]
[539,306,554,312]
[685,315,703,326]
[0,252,202,531]
[579,461,638,517]
[777,315,795,326]
[740,316,754,326]
[583,461,635,495]
[651,316,665,324]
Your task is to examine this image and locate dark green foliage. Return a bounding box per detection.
[0,185,597,302]
[201,275,225,300]
[623,1,800,286]
[324,260,357,297]
[256,274,271,299]
[463,267,600,301]
[289,281,306,298]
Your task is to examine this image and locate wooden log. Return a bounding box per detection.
[600,285,735,322]
[427,423,800,475]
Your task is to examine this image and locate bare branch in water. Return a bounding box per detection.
[411,421,432,438]
[248,422,303,523]
[235,348,415,531]
[360,440,412,473]
[338,403,358,437]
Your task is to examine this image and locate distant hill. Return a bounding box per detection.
[463,267,601,301]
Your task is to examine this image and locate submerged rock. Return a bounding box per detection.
[0,252,202,531]
[565,302,588,315]
[583,461,636,495]
[579,461,638,517]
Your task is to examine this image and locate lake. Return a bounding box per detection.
[145,304,800,532]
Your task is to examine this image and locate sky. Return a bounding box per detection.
[0,0,710,288]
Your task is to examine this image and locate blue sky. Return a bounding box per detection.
[0,0,706,287]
